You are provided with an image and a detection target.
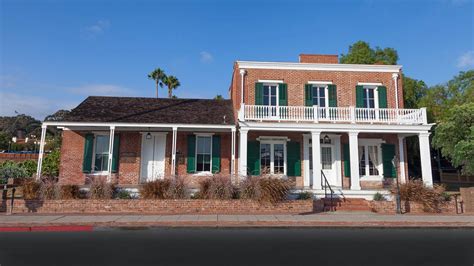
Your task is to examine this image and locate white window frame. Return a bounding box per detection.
[259,139,287,176]
[361,85,379,109]
[311,84,329,107]
[91,132,110,175]
[358,139,384,181]
[194,134,213,174]
[262,83,279,107]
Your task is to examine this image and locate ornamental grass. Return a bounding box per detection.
[390,179,447,212]
[240,176,291,204]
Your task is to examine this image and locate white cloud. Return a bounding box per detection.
[81,20,111,39]
[0,92,76,120]
[457,51,474,68]
[200,51,213,63]
[67,84,134,96]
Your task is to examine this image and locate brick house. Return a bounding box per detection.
[35,54,434,199]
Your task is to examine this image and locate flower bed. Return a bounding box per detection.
[8,199,313,215]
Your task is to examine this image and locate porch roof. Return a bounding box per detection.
[59,96,235,126]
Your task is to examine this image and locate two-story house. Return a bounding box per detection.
[35,54,434,199]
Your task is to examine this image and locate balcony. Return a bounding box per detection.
[239,104,428,125]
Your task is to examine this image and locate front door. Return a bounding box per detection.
[140,133,166,182]
[308,144,337,186]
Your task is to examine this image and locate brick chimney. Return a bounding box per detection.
[299,54,338,64]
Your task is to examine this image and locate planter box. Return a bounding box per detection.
[8,199,314,215]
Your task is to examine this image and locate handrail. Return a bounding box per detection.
[320,170,335,212]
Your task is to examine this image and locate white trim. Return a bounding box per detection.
[42,121,236,130]
[310,84,330,108]
[139,132,168,136]
[357,82,383,86]
[308,81,333,85]
[259,139,287,176]
[195,135,213,174]
[357,140,384,181]
[256,136,290,141]
[193,133,215,136]
[91,132,111,174]
[237,61,402,73]
[258,79,284,83]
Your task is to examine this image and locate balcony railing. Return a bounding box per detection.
[240,104,428,125]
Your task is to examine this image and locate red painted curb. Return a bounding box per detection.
[0,226,93,232]
[0,227,31,232]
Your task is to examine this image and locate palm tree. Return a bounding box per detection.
[148,68,166,98]
[162,75,180,98]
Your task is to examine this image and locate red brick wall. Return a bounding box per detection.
[59,130,87,185]
[299,54,338,64]
[369,200,457,214]
[118,132,141,185]
[0,153,38,163]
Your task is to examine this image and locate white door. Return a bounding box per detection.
[140,134,166,182]
[308,144,337,186]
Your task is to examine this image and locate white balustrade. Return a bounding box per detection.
[242,105,426,125]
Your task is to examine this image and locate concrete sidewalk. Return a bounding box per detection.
[1,212,473,228]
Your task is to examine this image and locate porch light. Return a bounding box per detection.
[323,135,331,144]
[146,132,152,140]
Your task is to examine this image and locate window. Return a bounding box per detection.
[260,143,271,174]
[362,87,377,109]
[312,85,327,107]
[358,144,381,177]
[321,147,332,170]
[260,141,286,175]
[263,84,278,106]
[93,135,110,172]
[196,136,212,172]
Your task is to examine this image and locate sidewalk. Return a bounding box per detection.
[1,212,473,229]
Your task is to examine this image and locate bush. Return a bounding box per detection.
[0,161,29,181]
[240,176,291,203]
[140,179,172,199]
[296,191,314,200]
[39,178,60,200]
[18,160,37,177]
[21,179,41,200]
[391,180,447,212]
[60,184,80,199]
[115,189,132,199]
[165,177,188,199]
[373,192,385,201]
[88,177,114,199]
[196,175,236,200]
[42,150,60,177]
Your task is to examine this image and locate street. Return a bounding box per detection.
[0,228,473,266]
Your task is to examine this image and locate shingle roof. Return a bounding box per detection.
[62,96,235,125]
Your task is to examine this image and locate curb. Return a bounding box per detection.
[0,225,94,232]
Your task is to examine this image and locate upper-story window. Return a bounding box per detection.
[263,84,278,106]
[362,86,377,109]
[311,85,328,107]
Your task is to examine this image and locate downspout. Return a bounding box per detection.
[392,73,399,109]
[239,69,246,106]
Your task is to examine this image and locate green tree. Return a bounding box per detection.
[432,103,474,175]
[0,132,10,150]
[148,68,166,98]
[162,75,181,98]
[340,41,398,65]
[403,76,428,109]
[42,149,60,177]
[214,94,224,100]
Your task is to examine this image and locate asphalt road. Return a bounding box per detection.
[0,228,473,266]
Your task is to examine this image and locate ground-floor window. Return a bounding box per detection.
[358,144,381,177]
[196,135,212,172]
[260,141,286,175]
[93,134,110,172]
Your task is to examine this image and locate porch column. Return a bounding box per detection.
[349,131,361,190]
[418,132,433,187]
[238,129,248,177]
[398,135,407,184]
[231,128,236,182]
[311,130,322,190]
[303,134,310,187]
[171,127,178,176]
[35,124,47,180]
[107,126,115,182]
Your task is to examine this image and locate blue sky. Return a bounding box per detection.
[1,0,473,119]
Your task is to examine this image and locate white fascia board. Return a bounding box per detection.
[258,79,284,83]
[239,121,434,134]
[358,82,383,86]
[237,61,402,73]
[308,81,333,85]
[42,121,236,130]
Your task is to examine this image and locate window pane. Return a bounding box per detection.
[359,146,366,176]
[95,135,109,153]
[196,136,211,172]
[274,144,284,174]
[319,87,325,97]
[368,146,379,176]
[321,147,332,170]
[260,144,271,174]
[94,135,109,171]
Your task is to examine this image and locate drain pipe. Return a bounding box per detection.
[240,69,246,105]
[392,73,399,109]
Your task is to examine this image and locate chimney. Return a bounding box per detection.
[299,54,338,64]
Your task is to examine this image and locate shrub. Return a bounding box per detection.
[21,179,41,200]
[42,149,60,177]
[164,177,188,199]
[296,191,314,200]
[240,176,291,203]
[88,177,114,199]
[441,192,452,202]
[0,161,28,181]
[115,189,132,199]
[39,178,60,200]
[18,160,37,177]
[196,175,236,200]
[373,192,385,201]
[60,184,80,199]
[140,179,172,199]
[391,180,447,212]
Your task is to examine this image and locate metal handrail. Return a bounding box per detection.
[320,170,335,212]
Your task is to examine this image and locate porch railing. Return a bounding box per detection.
[240,104,428,125]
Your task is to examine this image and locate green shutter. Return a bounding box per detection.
[278,83,288,106]
[304,84,313,106]
[111,134,120,173]
[211,135,221,174]
[382,143,396,178]
[247,141,260,176]
[328,84,337,107]
[356,85,364,108]
[255,82,264,105]
[82,134,94,173]
[378,86,387,108]
[287,141,301,177]
[187,135,196,173]
[343,143,351,177]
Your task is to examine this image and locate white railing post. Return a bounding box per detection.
[313,105,319,123]
[350,106,356,124]
[421,107,427,124]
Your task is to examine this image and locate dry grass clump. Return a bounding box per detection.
[39,178,60,200]
[240,176,291,203]
[196,175,236,200]
[21,179,41,200]
[391,179,447,212]
[60,184,80,199]
[88,177,114,199]
[140,178,188,199]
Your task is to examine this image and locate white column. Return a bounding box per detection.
[107,126,115,182]
[35,125,47,180]
[418,132,433,187]
[392,73,399,109]
[398,135,407,184]
[171,127,178,176]
[311,130,322,190]
[303,134,310,187]
[231,128,236,182]
[238,129,248,177]
[349,131,361,190]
